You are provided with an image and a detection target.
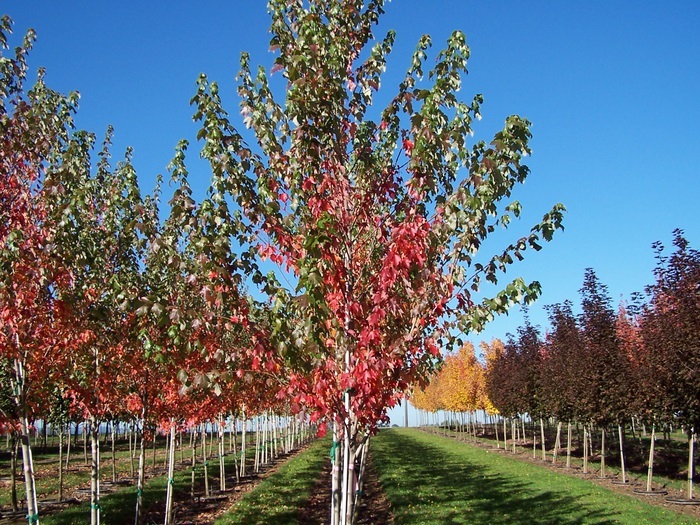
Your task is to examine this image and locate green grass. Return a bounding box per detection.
[38,447,242,524]
[372,428,699,525]
[214,438,329,525]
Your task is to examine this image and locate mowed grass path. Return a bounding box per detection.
[372,428,698,525]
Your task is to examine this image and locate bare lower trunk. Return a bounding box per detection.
[352,438,369,524]
[218,417,226,492]
[582,425,588,474]
[566,422,572,468]
[10,434,19,511]
[618,424,627,483]
[540,419,546,461]
[111,422,117,483]
[134,420,146,525]
[553,421,562,464]
[190,430,197,499]
[600,427,606,478]
[646,425,656,492]
[202,425,210,497]
[688,430,695,500]
[164,420,177,525]
[330,422,341,525]
[240,412,247,478]
[494,417,500,449]
[128,423,135,479]
[58,427,64,501]
[65,424,72,469]
[90,417,101,525]
[15,359,40,525]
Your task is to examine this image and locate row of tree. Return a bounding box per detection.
[1,1,566,523]
[414,233,698,500]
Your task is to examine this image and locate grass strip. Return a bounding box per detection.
[372,428,698,525]
[214,437,329,525]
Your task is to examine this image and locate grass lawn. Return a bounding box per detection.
[214,437,329,525]
[372,428,698,525]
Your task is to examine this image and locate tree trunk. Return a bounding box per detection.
[134,419,146,525]
[14,358,40,525]
[84,421,88,466]
[218,417,226,492]
[566,421,572,468]
[352,438,369,525]
[618,424,627,484]
[65,423,72,469]
[90,416,101,525]
[646,425,656,492]
[58,426,64,501]
[202,424,210,498]
[164,420,177,525]
[582,425,588,474]
[600,427,606,478]
[553,421,562,464]
[190,429,198,499]
[687,429,695,500]
[494,417,500,448]
[330,421,341,525]
[540,418,546,461]
[111,422,117,483]
[10,433,19,512]
[128,423,135,479]
[240,411,247,478]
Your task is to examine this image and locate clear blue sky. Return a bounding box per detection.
[6,2,700,424]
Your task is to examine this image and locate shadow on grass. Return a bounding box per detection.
[373,429,616,525]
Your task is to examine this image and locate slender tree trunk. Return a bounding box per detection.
[134,418,146,525]
[230,419,240,484]
[14,358,40,525]
[240,411,247,478]
[646,425,656,492]
[58,426,64,501]
[582,425,588,474]
[65,424,72,469]
[494,416,500,448]
[111,422,116,483]
[566,421,572,468]
[90,416,101,525]
[540,418,546,461]
[152,429,157,471]
[218,417,226,492]
[190,429,197,499]
[331,421,341,525]
[687,429,695,500]
[83,421,88,466]
[352,438,369,525]
[511,420,516,453]
[600,427,606,478]
[254,418,260,473]
[618,424,627,484]
[553,421,562,464]
[202,424,210,498]
[128,423,135,479]
[164,420,177,525]
[10,433,19,512]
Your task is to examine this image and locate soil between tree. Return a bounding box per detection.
[298,454,394,525]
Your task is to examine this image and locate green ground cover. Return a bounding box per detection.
[371,428,698,525]
[214,437,329,525]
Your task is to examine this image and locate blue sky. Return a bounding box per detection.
[6,2,700,423]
